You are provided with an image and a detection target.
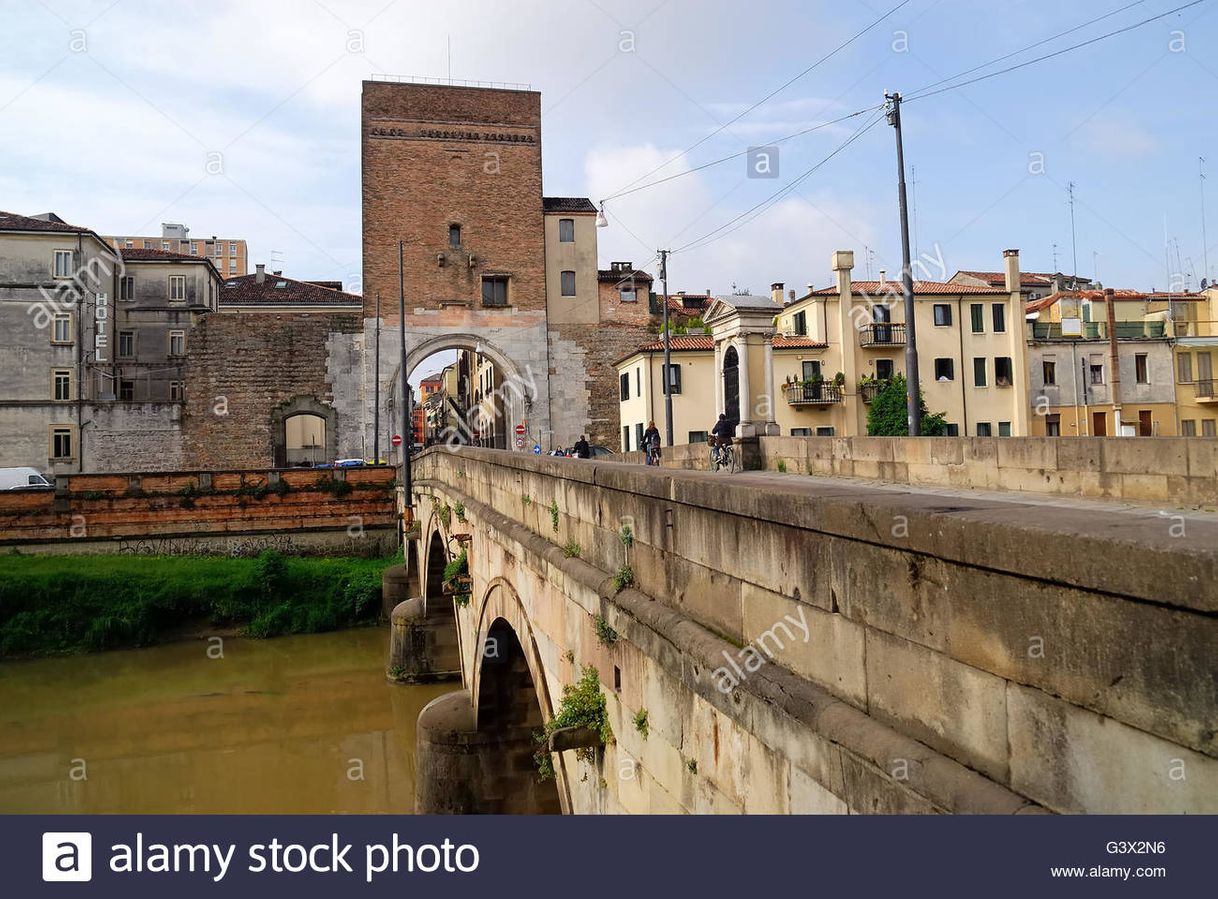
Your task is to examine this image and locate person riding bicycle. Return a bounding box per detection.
[709,413,735,466]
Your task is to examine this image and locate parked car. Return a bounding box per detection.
[0,467,53,490]
[332,458,366,468]
[588,445,614,458]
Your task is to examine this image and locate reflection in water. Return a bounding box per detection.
[0,627,450,814]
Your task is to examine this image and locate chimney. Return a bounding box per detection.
[255,263,266,284]
[878,269,886,287]
[831,250,854,297]
[1003,248,1020,294]
[771,281,785,304]
[789,289,796,302]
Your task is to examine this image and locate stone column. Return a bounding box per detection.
[763,338,779,435]
[714,341,724,415]
[737,334,752,431]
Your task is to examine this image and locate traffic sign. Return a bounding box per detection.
[533,444,541,455]
[391,434,402,447]
[515,436,525,449]
[515,423,526,435]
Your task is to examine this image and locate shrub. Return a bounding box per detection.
[633,708,649,738]
[454,502,466,522]
[549,499,559,532]
[534,666,611,779]
[776,460,787,473]
[594,614,618,645]
[562,540,582,558]
[612,566,634,593]
[618,525,633,549]
[865,374,948,436]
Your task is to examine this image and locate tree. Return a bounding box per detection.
[866,374,948,436]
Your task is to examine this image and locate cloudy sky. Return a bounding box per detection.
[3,0,1216,300]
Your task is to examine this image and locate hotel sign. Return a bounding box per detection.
[369,125,536,144]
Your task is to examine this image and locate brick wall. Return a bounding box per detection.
[0,466,396,554]
[181,312,363,469]
[361,81,546,322]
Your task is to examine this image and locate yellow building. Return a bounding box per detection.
[617,249,1032,446]
[772,249,1030,437]
[1172,287,1218,437]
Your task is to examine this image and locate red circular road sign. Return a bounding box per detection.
[515,423,526,435]
[391,434,402,447]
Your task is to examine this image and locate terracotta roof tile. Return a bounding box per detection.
[1026,289,1206,313]
[220,272,362,307]
[810,280,1007,297]
[543,197,597,213]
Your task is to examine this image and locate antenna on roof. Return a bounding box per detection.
[1067,182,1078,290]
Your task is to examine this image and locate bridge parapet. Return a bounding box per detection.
[410,447,1218,814]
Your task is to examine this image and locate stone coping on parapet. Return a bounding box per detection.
[412,446,1218,614]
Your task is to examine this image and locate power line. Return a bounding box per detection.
[904,0,1150,99]
[673,110,886,255]
[603,1,1191,206]
[602,105,883,202]
[607,0,911,198]
[904,0,1205,102]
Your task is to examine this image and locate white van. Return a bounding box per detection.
[0,467,53,490]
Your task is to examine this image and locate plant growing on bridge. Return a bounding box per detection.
[454,502,466,523]
[612,565,634,594]
[686,759,698,775]
[522,494,532,507]
[594,614,618,645]
[562,540,581,559]
[436,502,452,529]
[633,708,649,738]
[776,459,787,473]
[442,549,471,607]
[865,374,948,437]
[617,524,633,549]
[534,665,612,780]
[548,499,559,532]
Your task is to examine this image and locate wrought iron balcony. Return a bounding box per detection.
[784,383,843,406]
[859,323,906,347]
[859,380,888,404]
[1194,379,1218,403]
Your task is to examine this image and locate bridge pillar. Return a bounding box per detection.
[415,687,563,815]
[387,598,461,683]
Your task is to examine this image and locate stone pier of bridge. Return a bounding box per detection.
[386,445,1218,815]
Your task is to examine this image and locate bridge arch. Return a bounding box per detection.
[470,577,568,813]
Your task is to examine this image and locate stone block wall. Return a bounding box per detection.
[181,312,363,470]
[413,447,1218,814]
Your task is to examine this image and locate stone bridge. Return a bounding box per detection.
[389,445,1218,815]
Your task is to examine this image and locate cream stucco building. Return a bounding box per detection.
[617,249,1033,447]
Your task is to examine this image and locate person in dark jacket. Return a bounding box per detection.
[572,435,591,459]
[643,421,661,465]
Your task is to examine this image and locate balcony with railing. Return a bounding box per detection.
[1194,379,1218,403]
[859,380,888,404]
[859,323,906,347]
[784,382,844,406]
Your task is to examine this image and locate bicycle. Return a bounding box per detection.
[708,439,738,473]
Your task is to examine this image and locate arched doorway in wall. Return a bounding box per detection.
[722,344,740,425]
[271,396,338,467]
[475,616,562,814]
[285,413,326,467]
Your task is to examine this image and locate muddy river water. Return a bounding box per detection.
[0,627,450,813]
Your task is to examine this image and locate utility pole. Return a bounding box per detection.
[398,240,412,527]
[373,292,381,464]
[1201,157,1210,286]
[659,250,674,449]
[885,91,921,436]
